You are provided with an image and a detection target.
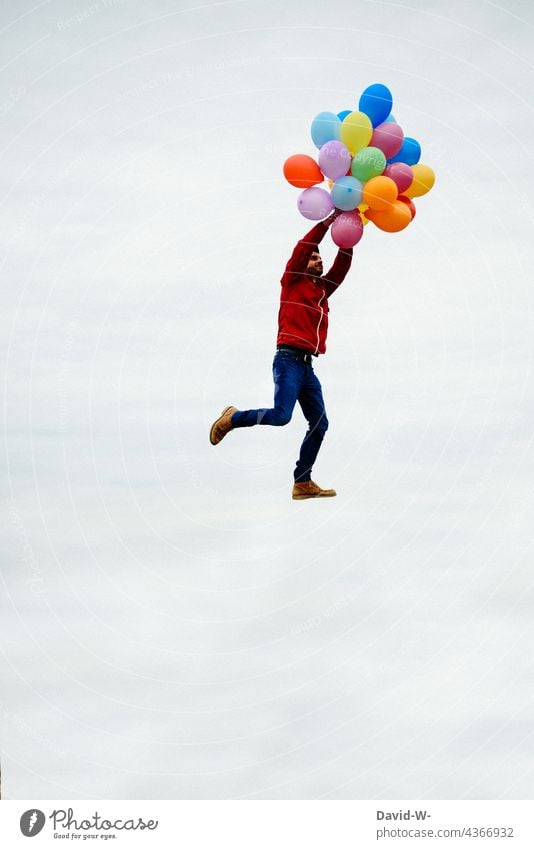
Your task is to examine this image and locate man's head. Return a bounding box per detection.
[306,250,323,277]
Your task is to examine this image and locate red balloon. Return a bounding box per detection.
[331,211,364,248]
[283,154,323,189]
[398,195,416,220]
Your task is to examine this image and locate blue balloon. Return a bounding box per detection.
[387,136,421,166]
[359,83,393,127]
[337,109,351,121]
[310,111,341,149]
[330,176,362,211]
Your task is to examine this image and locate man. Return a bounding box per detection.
[209,209,353,499]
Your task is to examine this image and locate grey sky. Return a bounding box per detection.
[1,0,534,799]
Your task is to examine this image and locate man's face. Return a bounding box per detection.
[306,251,323,277]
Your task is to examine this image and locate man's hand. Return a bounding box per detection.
[324,208,342,226]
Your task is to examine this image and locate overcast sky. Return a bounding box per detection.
[1,0,534,800]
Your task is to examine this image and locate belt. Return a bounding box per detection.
[276,345,315,364]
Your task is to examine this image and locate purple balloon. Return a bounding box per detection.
[331,211,364,249]
[383,162,413,194]
[318,140,351,180]
[370,122,404,160]
[297,187,334,221]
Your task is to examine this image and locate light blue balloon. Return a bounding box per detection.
[359,83,393,127]
[387,136,421,166]
[330,176,362,211]
[384,113,396,123]
[311,111,341,149]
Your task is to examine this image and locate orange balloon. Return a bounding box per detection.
[403,163,435,198]
[362,176,398,211]
[398,196,416,220]
[366,201,412,232]
[283,154,323,189]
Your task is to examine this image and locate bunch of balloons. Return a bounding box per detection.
[283,83,435,249]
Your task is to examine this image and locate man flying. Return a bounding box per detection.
[209,210,353,500]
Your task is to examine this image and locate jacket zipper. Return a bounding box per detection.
[314,289,325,354]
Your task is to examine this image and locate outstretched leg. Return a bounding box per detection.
[231,352,304,429]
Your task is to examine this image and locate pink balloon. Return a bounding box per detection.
[297,187,334,220]
[383,162,413,194]
[331,211,363,248]
[370,122,404,159]
[318,140,352,180]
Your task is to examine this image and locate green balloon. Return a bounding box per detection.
[351,146,386,182]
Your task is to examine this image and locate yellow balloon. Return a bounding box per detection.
[404,164,435,198]
[358,202,370,225]
[340,111,373,155]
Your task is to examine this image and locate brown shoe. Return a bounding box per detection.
[292,480,337,500]
[209,405,238,445]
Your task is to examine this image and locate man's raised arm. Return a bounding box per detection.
[281,211,339,282]
[323,247,353,298]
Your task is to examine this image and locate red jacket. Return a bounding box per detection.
[277,220,353,355]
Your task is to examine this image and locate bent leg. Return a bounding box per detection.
[231,354,303,428]
[294,369,329,482]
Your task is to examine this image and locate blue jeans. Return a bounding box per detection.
[231,349,329,482]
